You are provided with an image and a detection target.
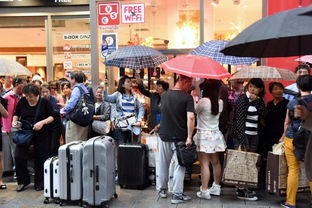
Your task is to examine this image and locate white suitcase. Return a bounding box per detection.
[43,157,60,204]
[58,141,84,206]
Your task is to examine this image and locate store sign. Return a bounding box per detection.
[0,0,89,7]
[76,63,91,68]
[101,33,118,57]
[97,2,120,26]
[63,61,73,70]
[64,52,72,59]
[121,3,145,24]
[63,34,90,40]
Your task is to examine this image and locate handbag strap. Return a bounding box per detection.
[33,98,42,125]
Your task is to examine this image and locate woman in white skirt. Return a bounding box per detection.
[194,79,227,200]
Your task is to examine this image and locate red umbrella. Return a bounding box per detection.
[162,55,231,79]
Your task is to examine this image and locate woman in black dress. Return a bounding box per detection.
[12,84,55,192]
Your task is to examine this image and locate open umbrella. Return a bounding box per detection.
[0,58,32,76]
[221,5,312,58]
[190,40,258,65]
[229,66,297,81]
[294,55,312,64]
[161,55,231,79]
[105,45,167,69]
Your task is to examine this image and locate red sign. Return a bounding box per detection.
[97,2,120,26]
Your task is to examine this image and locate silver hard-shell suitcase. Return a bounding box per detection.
[83,136,117,207]
[43,157,60,204]
[58,141,84,205]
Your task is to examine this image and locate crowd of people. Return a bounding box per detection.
[0,64,311,208]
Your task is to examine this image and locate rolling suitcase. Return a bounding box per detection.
[82,136,118,207]
[118,133,149,189]
[43,157,60,204]
[58,141,84,206]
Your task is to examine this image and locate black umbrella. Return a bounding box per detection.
[221,5,312,58]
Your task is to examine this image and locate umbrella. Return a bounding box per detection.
[294,55,312,64]
[221,5,312,58]
[190,40,258,65]
[161,55,231,79]
[229,66,297,81]
[105,45,167,69]
[0,58,32,76]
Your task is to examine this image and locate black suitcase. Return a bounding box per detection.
[117,142,149,189]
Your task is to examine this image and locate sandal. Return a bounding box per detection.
[0,184,7,189]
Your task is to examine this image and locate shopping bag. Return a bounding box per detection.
[266,151,310,195]
[272,142,284,155]
[222,148,261,188]
[141,132,158,167]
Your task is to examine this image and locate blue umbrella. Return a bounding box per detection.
[105,45,167,69]
[190,40,258,65]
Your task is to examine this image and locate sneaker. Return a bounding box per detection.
[171,194,191,204]
[196,187,211,200]
[208,182,221,196]
[280,201,296,208]
[236,189,258,201]
[158,189,167,198]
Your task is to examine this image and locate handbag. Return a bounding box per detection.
[116,114,136,129]
[175,141,198,167]
[92,120,111,135]
[222,147,261,188]
[13,98,42,145]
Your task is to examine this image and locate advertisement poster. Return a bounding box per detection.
[97,2,120,26]
[101,33,118,57]
[121,3,145,24]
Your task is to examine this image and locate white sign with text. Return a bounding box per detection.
[121,3,144,24]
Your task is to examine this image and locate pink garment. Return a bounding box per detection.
[54,93,64,105]
[2,91,20,133]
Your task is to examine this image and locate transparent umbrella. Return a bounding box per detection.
[0,58,32,76]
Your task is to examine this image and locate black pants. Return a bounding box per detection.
[49,127,61,157]
[15,131,50,187]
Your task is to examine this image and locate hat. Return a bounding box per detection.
[32,74,43,83]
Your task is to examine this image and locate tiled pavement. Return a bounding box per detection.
[0,180,310,208]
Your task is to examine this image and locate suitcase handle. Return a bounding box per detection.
[96,166,99,182]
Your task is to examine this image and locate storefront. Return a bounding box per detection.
[0,0,263,86]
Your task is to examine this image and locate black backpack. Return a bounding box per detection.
[69,86,94,127]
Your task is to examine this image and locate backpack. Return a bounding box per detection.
[292,98,312,161]
[69,86,94,127]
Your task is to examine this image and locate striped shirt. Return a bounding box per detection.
[121,93,135,117]
[245,104,258,135]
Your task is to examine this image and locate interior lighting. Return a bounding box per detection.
[211,0,219,6]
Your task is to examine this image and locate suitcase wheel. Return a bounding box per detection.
[43,198,49,204]
[114,193,118,198]
[55,199,60,204]
[59,201,63,206]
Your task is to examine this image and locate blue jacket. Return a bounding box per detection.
[60,83,89,115]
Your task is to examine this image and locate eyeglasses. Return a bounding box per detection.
[236,81,244,84]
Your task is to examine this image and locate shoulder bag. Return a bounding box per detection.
[13,98,42,145]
